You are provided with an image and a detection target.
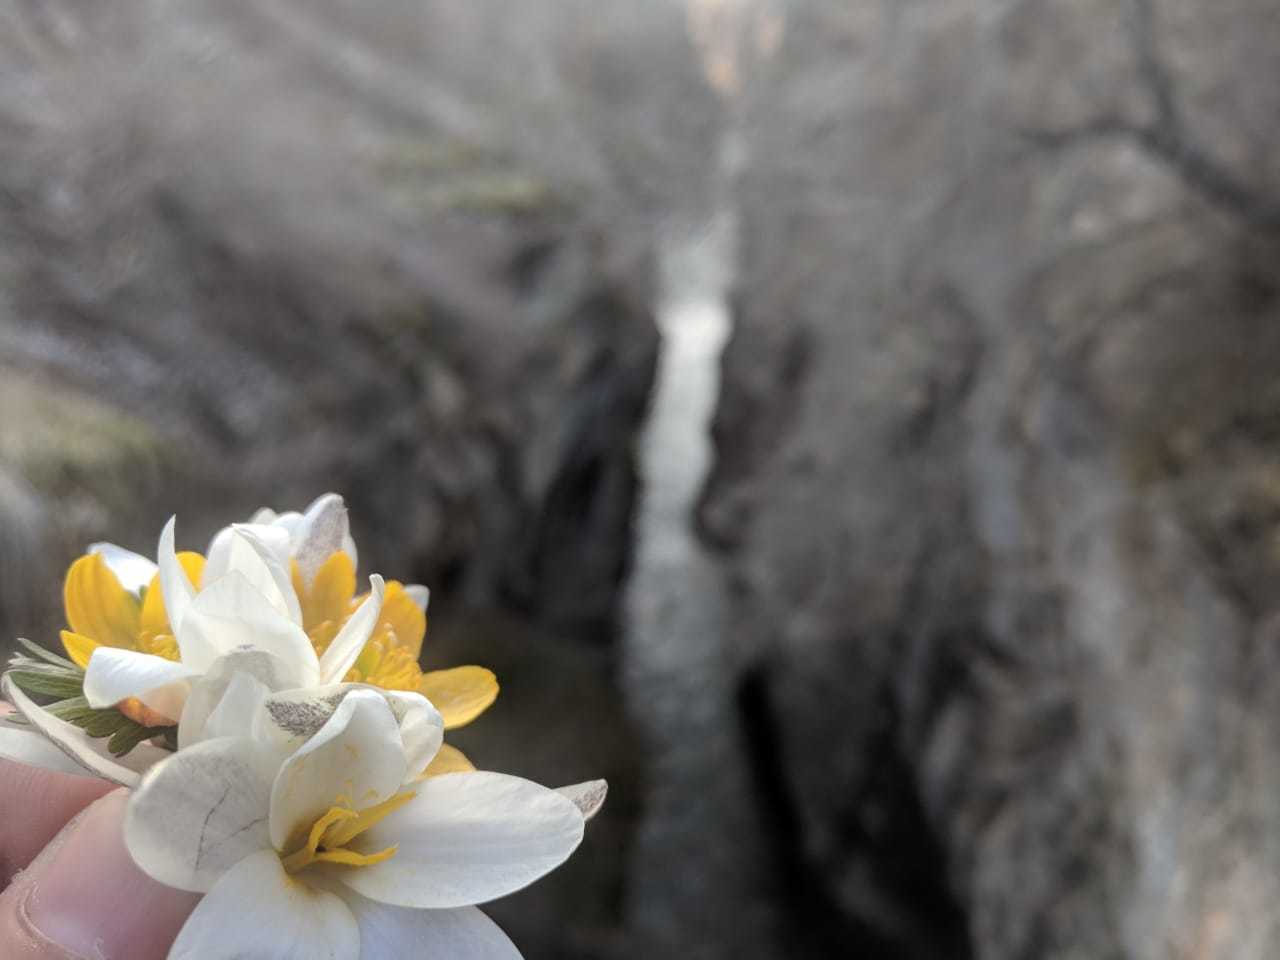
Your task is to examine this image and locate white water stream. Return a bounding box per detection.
[622,214,781,955]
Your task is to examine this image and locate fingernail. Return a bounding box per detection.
[25,790,198,960]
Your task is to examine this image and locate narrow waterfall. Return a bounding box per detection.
[622,214,781,955]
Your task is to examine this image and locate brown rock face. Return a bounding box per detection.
[701,1,1280,957]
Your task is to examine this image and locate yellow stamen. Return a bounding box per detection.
[281,806,358,874]
[311,846,399,868]
[281,791,417,875]
[136,632,181,661]
[322,789,416,847]
[376,582,427,659]
[297,556,499,728]
[348,639,423,692]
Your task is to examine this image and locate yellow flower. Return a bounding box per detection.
[59,550,206,726]
[293,552,498,735]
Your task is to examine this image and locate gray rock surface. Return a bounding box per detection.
[0,4,712,956]
[700,1,1280,957]
[0,0,681,646]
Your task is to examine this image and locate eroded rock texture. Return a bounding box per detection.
[705,1,1280,957]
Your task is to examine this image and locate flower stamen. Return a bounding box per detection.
[281,790,417,875]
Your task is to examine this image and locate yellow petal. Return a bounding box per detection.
[63,554,140,649]
[60,630,101,670]
[418,666,499,730]
[139,553,205,635]
[295,552,356,634]
[418,743,476,780]
[377,582,427,658]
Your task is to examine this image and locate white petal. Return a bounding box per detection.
[271,511,305,538]
[248,507,281,525]
[203,527,234,583]
[293,493,350,584]
[347,895,522,960]
[202,671,272,742]
[1,675,167,786]
[126,736,278,892]
[381,690,444,780]
[248,522,295,567]
[403,584,431,612]
[317,575,384,684]
[223,526,303,626]
[87,542,157,596]
[206,523,293,585]
[254,685,352,753]
[83,647,198,720]
[555,780,608,822]
[179,571,319,684]
[179,648,296,749]
[158,516,196,633]
[269,689,409,850]
[255,686,442,775]
[168,849,359,960]
[0,722,92,776]
[341,773,585,909]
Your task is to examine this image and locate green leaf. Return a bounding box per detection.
[10,683,177,759]
[81,710,134,739]
[43,698,130,738]
[107,721,168,757]
[44,696,94,720]
[14,638,80,672]
[7,660,81,677]
[7,669,86,700]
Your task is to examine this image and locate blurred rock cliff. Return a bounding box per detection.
[703,2,1280,958]
[2,1,1280,958]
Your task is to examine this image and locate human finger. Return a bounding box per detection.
[0,789,199,959]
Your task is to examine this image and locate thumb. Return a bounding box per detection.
[0,789,199,959]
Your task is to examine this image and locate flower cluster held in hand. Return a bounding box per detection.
[0,494,605,959]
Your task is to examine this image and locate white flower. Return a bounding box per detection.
[3,516,388,785]
[208,493,356,593]
[126,686,605,959]
[93,516,382,717]
[209,493,430,612]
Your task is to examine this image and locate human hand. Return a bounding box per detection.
[0,706,199,959]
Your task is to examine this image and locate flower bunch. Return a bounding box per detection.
[0,494,605,959]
